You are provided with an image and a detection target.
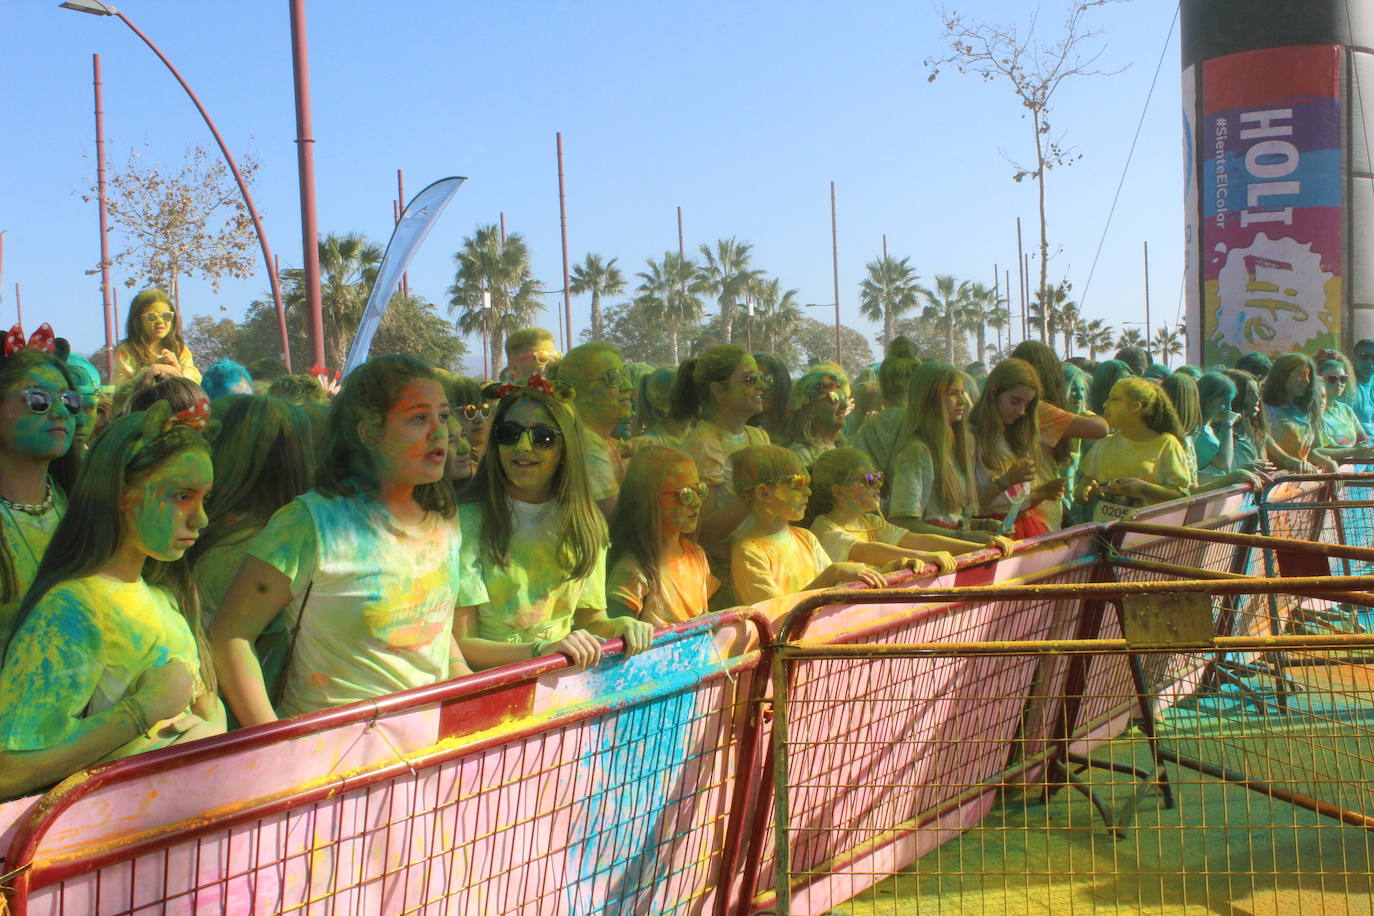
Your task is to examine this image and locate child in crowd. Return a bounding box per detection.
[127,373,207,416]
[0,403,225,798]
[783,364,850,467]
[199,360,255,401]
[887,362,1013,548]
[1010,342,1109,507]
[63,352,103,456]
[729,445,887,605]
[1262,353,1339,473]
[807,448,974,571]
[0,343,84,657]
[851,353,918,479]
[115,289,201,384]
[557,342,634,518]
[606,445,719,624]
[212,355,486,725]
[629,367,692,451]
[1075,377,1192,522]
[505,328,560,384]
[676,346,773,553]
[969,358,1067,537]
[1225,368,1287,471]
[1194,371,1239,479]
[456,378,653,671]
[749,352,792,443]
[1316,352,1373,449]
[189,396,315,626]
[1160,372,1203,487]
[445,374,493,468]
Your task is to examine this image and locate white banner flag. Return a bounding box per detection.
[342,176,466,375]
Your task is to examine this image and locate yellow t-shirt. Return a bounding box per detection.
[115,342,202,384]
[810,512,909,563]
[606,539,719,626]
[1078,432,1191,522]
[0,575,220,761]
[731,525,832,605]
[460,500,607,645]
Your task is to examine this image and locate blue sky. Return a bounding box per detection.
[2,1,1183,374]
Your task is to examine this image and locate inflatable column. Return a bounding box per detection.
[1182,0,1374,365]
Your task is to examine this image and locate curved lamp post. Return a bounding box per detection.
[60,0,294,371]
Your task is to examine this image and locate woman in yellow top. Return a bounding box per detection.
[729,445,886,606]
[0,402,225,799]
[1075,377,1193,523]
[607,445,719,625]
[115,289,201,384]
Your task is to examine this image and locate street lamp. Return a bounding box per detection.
[59,0,294,371]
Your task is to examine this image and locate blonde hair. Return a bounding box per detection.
[970,358,1045,476]
[899,362,974,512]
[731,445,806,501]
[1113,377,1184,441]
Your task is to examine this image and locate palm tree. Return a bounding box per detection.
[1151,324,1184,367]
[569,253,624,342]
[636,251,708,364]
[1116,326,1146,349]
[281,232,382,370]
[744,276,803,356]
[1029,281,1073,348]
[1075,318,1116,361]
[448,224,546,376]
[858,255,919,348]
[697,237,763,345]
[1057,300,1082,358]
[917,274,973,363]
[958,282,1008,363]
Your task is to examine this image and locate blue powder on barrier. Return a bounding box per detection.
[562,629,720,915]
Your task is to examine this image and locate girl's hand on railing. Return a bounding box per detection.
[827,562,889,590]
[543,630,603,670]
[613,617,655,657]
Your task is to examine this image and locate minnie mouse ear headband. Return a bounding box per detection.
[481,373,574,402]
[3,323,56,358]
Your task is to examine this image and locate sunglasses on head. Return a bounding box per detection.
[854,471,884,488]
[493,420,562,450]
[662,482,709,507]
[458,403,494,422]
[19,388,82,414]
[141,310,175,324]
[1325,374,1349,384]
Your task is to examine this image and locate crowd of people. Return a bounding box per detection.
[0,284,1369,798]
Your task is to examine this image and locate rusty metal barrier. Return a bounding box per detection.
[4,611,772,916]
[766,578,1374,916]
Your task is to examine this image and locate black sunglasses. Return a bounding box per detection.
[493,420,563,450]
[19,388,82,415]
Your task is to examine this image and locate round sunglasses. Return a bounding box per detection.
[661,482,709,507]
[457,404,494,422]
[18,388,82,414]
[1324,374,1349,385]
[493,420,562,450]
[141,310,176,324]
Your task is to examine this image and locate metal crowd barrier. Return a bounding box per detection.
[1,474,1371,914]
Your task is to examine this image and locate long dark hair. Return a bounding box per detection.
[8,406,216,690]
[608,445,696,605]
[670,345,750,423]
[122,289,188,365]
[970,358,1045,476]
[460,387,606,580]
[316,354,455,518]
[898,362,974,512]
[0,349,84,602]
[190,395,315,561]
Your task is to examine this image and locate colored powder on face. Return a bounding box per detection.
[9,367,75,457]
[124,449,212,561]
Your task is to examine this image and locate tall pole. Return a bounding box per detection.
[92,7,291,371]
[1144,240,1152,358]
[14,284,22,329]
[677,206,685,257]
[1005,269,1012,348]
[92,54,116,381]
[289,0,323,370]
[396,169,408,299]
[882,233,888,260]
[830,181,841,364]
[499,211,506,244]
[992,264,1000,356]
[1016,218,1027,340]
[1023,254,1031,341]
[556,132,572,351]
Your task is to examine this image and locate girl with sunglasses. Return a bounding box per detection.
[1316,353,1374,452]
[782,364,851,469]
[806,448,972,573]
[729,445,887,606]
[456,380,653,672]
[0,403,224,798]
[212,355,485,726]
[115,290,201,385]
[606,445,718,625]
[0,345,84,658]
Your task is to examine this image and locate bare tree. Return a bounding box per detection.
[85,144,260,306]
[926,1,1125,339]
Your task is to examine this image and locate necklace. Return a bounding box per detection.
[0,480,53,516]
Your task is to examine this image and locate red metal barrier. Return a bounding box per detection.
[5,612,772,916]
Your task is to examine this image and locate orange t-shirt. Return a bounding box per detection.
[606,539,719,626]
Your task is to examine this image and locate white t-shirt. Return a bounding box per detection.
[249,490,487,717]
